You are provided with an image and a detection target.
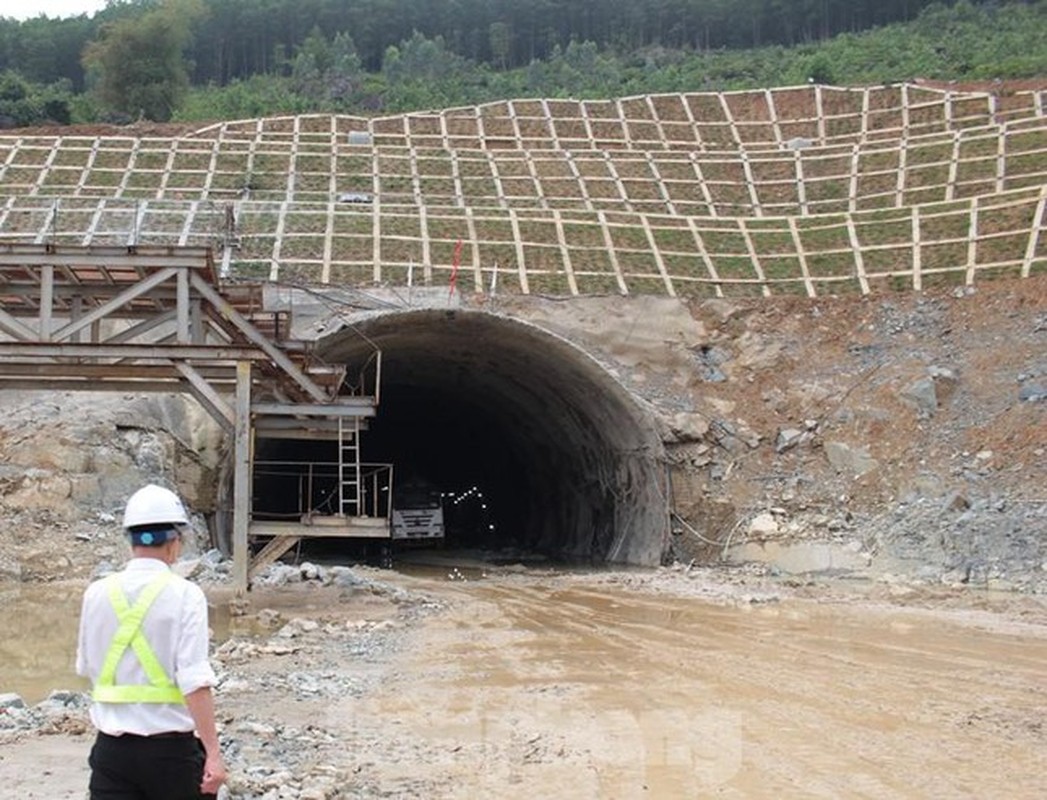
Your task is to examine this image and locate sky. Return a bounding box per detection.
[4,1,109,21]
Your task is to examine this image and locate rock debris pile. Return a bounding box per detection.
[1,559,444,800]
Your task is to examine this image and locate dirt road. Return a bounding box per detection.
[2,567,1046,799]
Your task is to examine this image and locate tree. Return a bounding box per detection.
[382,31,467,85]
[291,28,364,108]
[82,0,205,121]
[489,22,511,70]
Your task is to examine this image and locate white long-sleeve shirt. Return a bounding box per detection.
[76,557,217,736]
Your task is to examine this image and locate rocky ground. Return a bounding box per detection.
[0,275,1044,798]
[664,275,1047,594]
[2,557,1047,799]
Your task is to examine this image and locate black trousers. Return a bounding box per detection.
[88,731,216,800]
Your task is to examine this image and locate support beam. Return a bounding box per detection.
[247,534,301,583]
[233,361,252,594]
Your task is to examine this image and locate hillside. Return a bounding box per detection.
[0,77,1045,800]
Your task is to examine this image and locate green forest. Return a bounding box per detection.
[0,0,1044,126]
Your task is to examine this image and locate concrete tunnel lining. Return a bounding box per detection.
[260,308,670,564]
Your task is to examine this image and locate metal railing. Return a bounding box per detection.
[251,459,393,521]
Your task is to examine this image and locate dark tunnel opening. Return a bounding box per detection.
[251,308,669,567]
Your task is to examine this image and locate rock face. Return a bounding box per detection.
[0,277,1044,591]
[655,278,1046,592]
[0,392,224,579]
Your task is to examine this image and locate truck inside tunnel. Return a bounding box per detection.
[252,308,670,566]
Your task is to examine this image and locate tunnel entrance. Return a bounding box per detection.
[253,308,669,567]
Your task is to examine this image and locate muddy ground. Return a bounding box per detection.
[1,558,1046,800]
[0,274,1045,798]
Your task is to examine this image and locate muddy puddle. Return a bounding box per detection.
[3,571,1047,798]
[351,577,1047,798]
[0,581,89,703]
[0,580,259,704]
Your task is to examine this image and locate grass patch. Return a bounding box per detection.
[561,221,606,248]
[378,237,424,263]
[662,252,705,280]
[806,251,856,278]
[760,254,802,279]
[802,154,851,179]
[976,232,1027,264]
[651,225,695,252]
[622,179,665,201]
[381,215,421,237]
[527,271,573,295]
[906,141,952,167]
[796,219,849,249]
[709,183,754,210]
[276,235,324,258]
[700,228,749,254]
[608,225,650,250]
[326,263,381,286]
[862,247,913,275]
[713,255,757,279]
[749,229,793,254]
[329,235,372,261]
[418,177,457,197]
[854,217,911,246]
[805,178,848,203]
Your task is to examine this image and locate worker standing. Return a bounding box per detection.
[76,484,228,799]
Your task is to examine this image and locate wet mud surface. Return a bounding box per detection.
[2,568,1046,798]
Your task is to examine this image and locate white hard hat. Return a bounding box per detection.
[123,484,190,529]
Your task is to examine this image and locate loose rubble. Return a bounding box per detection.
[0,556,447,800]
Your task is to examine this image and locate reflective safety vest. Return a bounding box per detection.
[92,571,186,705]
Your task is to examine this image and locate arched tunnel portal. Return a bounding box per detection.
[256,308,670,565]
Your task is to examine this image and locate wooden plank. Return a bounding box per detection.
[1021,186,1047,278]
[794,152,808,216]
[603,152,630,210]
[688,153,717,217]
[465,206,482,293]
[788,217,816,297]
[270,200,288,282]
[29,137,61,198]
[911,207,922,291]
[371,148,382,283]
[737,218,771,297]
[847,216,872,294]
[525,151,547,210]
[895,135,908,208]
[509,209,530,294]
[553,209,579,296]
[157,138,178,200]
[966,198,979,285]
[250,518,390,539]
[996,125,1006,194]
[247,534,301,582]
[946,131,961,202]
[686,218,723,297]
[419,206,431,284]
[848,144,860,213]
[598,210,628,295]
[233,361,252,592]
[639,215,675,297]
[717,92,743,149]
[646,152,675,216]
[815,85,826,142]
[765,89,783,147]
[616,98,632,148]
[739,151,760,216]
[564,152,593,212]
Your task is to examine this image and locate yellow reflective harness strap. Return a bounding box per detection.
[92,571,186,705]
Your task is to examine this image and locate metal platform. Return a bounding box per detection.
[0,243,383,591]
